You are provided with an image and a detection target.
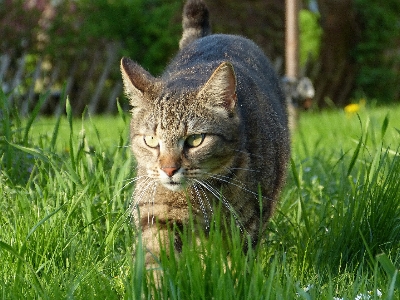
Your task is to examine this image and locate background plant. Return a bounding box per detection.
[353,0,400,102]
[2,87,400,298]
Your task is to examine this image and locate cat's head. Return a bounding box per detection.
[121,57,240,192]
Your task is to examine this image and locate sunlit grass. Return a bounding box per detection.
[1,89,400,299]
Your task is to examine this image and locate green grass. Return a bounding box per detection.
[1,88,400,299]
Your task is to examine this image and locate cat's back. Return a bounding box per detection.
[165,33,277,86]
[164,33,287,127]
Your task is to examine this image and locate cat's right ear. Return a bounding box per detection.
[120,57,154,108]
[197,62,237,115]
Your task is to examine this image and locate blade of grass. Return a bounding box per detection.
[0,241,45,298]
[23,91,49,145]
[290,157,302,189]
[50,85,67,151]
[7,142,50,163]
[381,113,389,139]
[134,232,145,300]
[0,87,12,168]
[388,270,399,299]
[66,97,76,171]
[26,203,66,241]
[347,133,363,176]
[376,253,400,290]
[15,203,66,290]
[359,229,375,269]
[117,99,127,124]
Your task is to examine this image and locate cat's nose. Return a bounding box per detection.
[161,166,179,177]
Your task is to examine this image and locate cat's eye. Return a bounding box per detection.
[185,134,205,148]
[144,135,159,148]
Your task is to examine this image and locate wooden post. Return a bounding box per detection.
[285,0,300,131]
[285,0,299,79]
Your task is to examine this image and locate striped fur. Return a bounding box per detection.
[121,0,290,265]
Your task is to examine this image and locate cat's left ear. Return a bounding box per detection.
[198,62,237,113]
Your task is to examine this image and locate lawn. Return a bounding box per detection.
[1,90,400,299]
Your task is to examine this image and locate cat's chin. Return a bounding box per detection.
[161,181,186,192]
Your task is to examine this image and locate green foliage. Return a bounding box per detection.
[0,88,38,183]
[1,90,400,298]
[354,0,400,102]
[0,0,43,54]
[1,0,181,75]
[1,89,133,298]
[75,0,181,74]
[299,9,322,66]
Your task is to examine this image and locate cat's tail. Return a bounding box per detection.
[179,0,211,49]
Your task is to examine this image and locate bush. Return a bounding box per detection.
[49,0,180,73]
[354,0,400,102]
[0,0,181,113]
[299,9,322,67]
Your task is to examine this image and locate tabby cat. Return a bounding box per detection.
[120,0,290,264]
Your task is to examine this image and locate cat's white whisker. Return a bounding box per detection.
[226,167,262,173]
[128,176,150,208]
[119,175,149,192]
[192,182,211,229]
[131,177,157,223]
[147,182,157,225]
[207,173,260,198]
[196,179,249,236]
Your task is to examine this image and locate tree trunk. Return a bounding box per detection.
[313,0,359,107]
[206,0,285,70]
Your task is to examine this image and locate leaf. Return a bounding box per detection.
[50,84,68,150]
[23,91,49,145]
[381,113,389,139]
[0,241,45,296]
[50,112,62,151]
[376,253,400,290]
[347,133,363,177]
[66,97,76,171]
[117,99,127,124]
[7,142,50,163]
[290,158,302,189]
[26,204,66,241]
[0,87,12,167]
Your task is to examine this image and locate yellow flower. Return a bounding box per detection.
[344,103,360,114]
[344,98,366,116]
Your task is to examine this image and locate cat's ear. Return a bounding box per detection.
[120,57,155,108]
[198,62,237,113]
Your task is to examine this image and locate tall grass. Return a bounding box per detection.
[1,88,400,299]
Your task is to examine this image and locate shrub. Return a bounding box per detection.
[354,0,400,102]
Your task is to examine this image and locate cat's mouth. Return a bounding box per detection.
[162,180,185,192]
[157,167,189,192]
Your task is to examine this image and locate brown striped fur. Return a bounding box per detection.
[120,0,290,264]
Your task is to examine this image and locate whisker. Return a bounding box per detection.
[194,180,213,212]
[193,180,214,230]
[119,175,149,192]
[148,181,157,225]
[227,167,262,173]
[206,172,260,198]
[130,177,156,222]
[196,179,249,236]
[121,174,145,184]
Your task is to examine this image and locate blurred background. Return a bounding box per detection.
[0,0,399,115]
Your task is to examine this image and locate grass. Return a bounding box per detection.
[1,87,400,299]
